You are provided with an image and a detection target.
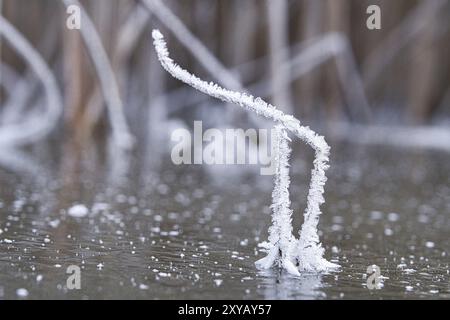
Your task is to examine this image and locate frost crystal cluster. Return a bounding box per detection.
[152,29,339,275]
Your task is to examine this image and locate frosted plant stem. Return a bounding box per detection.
[142,0,242,91]
[84,4,151,132]
[331,122,450,153]
[255,125,299,276]
[0,15,62,146]
[61,0,134,150]
[0,147,42,174]
[158,32,371,123]
[2,22,59,124]
[1,68,38,124]
[152,29,339,274]
[296,146,339,271]
[141,0,256,126]
[0,63,19,96]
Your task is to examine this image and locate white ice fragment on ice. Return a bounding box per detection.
[425,241,435,248]
[404,268,416,273]
[429,289,439,294]
[370,211,384,220]
[387,212,399,222]
[16,288,29,298]
[240,239,249,246]
[48,219,60,228]
[213,279,223,286]
[68,204,89,218]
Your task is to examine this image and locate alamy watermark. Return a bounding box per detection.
[66,4,81,30]
[366,5,381,30]
[171,121,277,175]
[66,265,81,290]
[366,264,382,290]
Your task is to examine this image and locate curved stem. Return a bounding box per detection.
[0,15,62,146]
[152,29,337,274]
[61,0,134,150]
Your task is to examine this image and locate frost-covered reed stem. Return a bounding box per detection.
[61,0,134,150]
[1,69,38,124]
[152,29,339,274]
[142,0,242,91]
[0,63,19,95]
[84,4,151,132]
[0,15,62,146]
[255,125,299,276]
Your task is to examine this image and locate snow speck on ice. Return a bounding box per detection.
[68,204,89,218]
[16,288,29,298]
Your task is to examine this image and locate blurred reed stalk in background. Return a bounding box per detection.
[0,0,449,158]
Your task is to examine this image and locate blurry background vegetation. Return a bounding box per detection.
[1,0,449,150]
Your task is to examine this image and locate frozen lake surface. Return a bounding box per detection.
[0,141,449,299]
